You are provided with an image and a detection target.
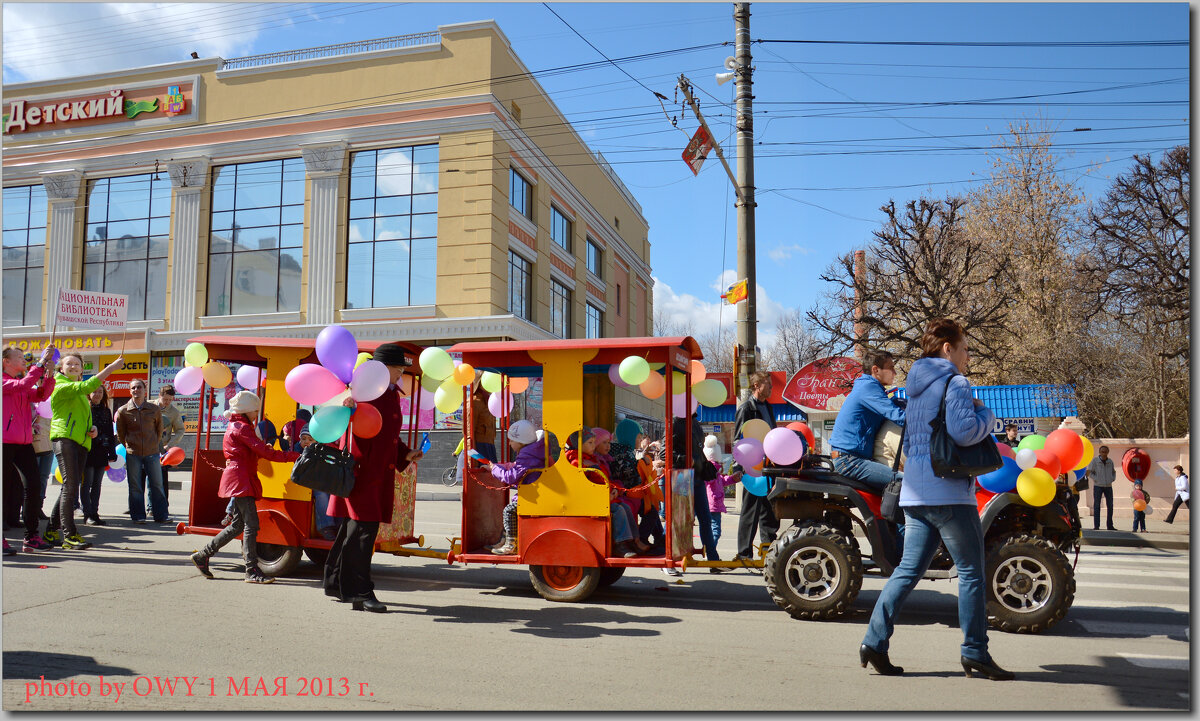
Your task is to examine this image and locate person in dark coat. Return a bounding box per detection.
[731,371,780,563]
[82,386,117,525]
[323,343,425,613]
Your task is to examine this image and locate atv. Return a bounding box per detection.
[761,454,1082,634]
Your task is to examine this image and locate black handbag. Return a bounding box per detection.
[879,425,905,523]
[290,442,356,497]
[929,375,1003,480]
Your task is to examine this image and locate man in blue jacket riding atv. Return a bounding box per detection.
[828,351,906,492]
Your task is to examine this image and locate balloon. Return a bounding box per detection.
[315,324,359,384]
[732,437,765,469]
[1144,504,1154,516]
[434,384,463,414]
[35,399,51,418]
[1016,468,1056,506]
[692,379,728,408]
[1073,437,1095,471]
[669,371,687,394]
[309,405,353,443]
[670,393,690,418]
[508,376,529,394]
[978,456,1021,493]
[1033,449,1061,480]
[319,388,352,410]
[763,427,806,465]
[739,418,771,443]
[452,363,476,386]
[786,422,816,450]
[161,447,185,466]
[183,342,208,367]
[419,347,455,381]
[285,364,347,406]
[480,371,503,393]
[355,352,372,369]
[1015,448,1038,471]
[648,362,666,371]
[108,453,125,470]
[201,361,232,389]
[689,360,706,383]
[742,473,770,497]
[106,467,126,483]
[618,356,650,385]
[995,439,1015,460]
[174,365,204,395]
[607,364,632,388]
[639,372,665,399]
[115,443,127,458]
[351,402,382,439]
[418,385,436,411]
[420,372,443,393]
[1017,433,1046,452]
[1044,429,1084,472]
[49,347,60,364]
[235,364,262,390]
[488,391,514,418]
[350,360,390,402]
[1133,499,1147,512]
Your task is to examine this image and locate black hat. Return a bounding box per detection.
[372,343,412,367]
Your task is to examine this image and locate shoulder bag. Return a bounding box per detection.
[879,425,905,523]
[290,442,356,498]
[929,375,1003,480]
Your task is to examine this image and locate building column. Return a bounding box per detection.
[301,142,347,326]
[40,170,82,330]
[167,158,210,332]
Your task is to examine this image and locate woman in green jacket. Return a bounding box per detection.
[47,353,123,550]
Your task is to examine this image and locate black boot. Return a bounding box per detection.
[859,645,904,676]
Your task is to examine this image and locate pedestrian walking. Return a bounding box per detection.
[1085,445,1117,530]
[2,344,56,552]
[1164,465,1189,524]
[731,371,780,563]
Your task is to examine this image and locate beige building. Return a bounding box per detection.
[3,21,660,421]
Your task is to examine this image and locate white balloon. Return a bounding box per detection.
[1015,448,1038,471]
[1144,504,1154,516]
[108,454,125,470]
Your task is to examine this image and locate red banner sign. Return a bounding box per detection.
[781,356,862,413]
[682,125,714,176]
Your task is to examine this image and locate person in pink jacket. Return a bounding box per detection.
[190,391,298,583]
[3,344,56,553]
[703,443,742,559]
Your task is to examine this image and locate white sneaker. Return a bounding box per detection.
[662,567,683,577]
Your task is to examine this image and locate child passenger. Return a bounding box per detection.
[565,428,647,558]
[297,424,339,541]
[190,391,299,583]
[489,420,544,555]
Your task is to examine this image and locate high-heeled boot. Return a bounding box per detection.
[859,644,904,676]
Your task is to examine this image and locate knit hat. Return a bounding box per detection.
[614,418,641,447]
[226,390,260,417]
[299,423,313,439]
[566,428,595,450]
[507,419,537,445]
[297,408,312,422]
[703,446,717,462]
[372,343,412,367]
[591,428,612,444]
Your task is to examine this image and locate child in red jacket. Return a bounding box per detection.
[190,391,298,583]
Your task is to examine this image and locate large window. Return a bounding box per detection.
[550,280,571,338]
[84,173,170,321]
[347,144,439,308]
[586,238,602,277]
[207,158,304,316]
[551,206,572,253]
[586,303,604,339]
[3,184,47,326]
[510,168,532,220]
[508,251,532,321]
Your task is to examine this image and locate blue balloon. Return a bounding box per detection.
[978,456,1021,494]
[115,443,127,458]
[742,474,770,497]
[1074,468,1086,482]
[309,405,353,444]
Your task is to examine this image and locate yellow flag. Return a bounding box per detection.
[724,279,748,305]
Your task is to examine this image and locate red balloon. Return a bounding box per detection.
[786,422,816,450]
[161,447,185,467]
[995,439,1015,460]
[1044,429,1083,471]
[1123,447,1152,482]
[351,402,382,439]
[1033,449,1062,480]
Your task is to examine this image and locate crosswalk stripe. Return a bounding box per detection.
[1076,619,1186,638]
[1076,599,1190,612]
[1077,582,1189,594]
[1077,567,1190,579]
[1118,653,1190,670]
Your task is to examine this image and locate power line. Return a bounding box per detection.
[540,3,667,101]
[757,38,1188,48]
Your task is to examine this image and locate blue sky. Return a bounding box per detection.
[3,3,1189,348]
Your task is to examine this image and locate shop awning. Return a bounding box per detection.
[698,403,808,423]
[894,383,1077,418]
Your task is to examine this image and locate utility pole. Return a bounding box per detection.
[733,1,757,403]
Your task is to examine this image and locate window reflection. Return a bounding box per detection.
[2,184,47,326]
[82,174,169,321]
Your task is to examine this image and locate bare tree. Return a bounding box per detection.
[652,309,695,338]
[764,307,822,379]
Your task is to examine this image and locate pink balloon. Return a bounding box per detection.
[419,385,435,411]
[351,360,390,402]
[315,324,358,384]
[174,365,204,395]
[671,392,690,418]
[995,439,1016,460]
[763,427,805,465]
[608,364,632,388]
[236,364,262,390]
[732,437,765,469]
[285,364,347,406]
[487,392,514,418]
[35,399,52,418]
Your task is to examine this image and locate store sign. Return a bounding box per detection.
[4,80,193,135]
[993,417,1035,435]
[3,332,146,353]
[782,356,861,413]
[100,353,149,397]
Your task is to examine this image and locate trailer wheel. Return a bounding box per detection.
[257,543,303,577]
[598,567,626,587]
[529,565,601,602]
[304,547,330,566]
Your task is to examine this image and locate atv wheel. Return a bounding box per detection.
[764,522,862,620]
[986,534,1075,634]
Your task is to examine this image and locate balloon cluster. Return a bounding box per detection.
[281,325,392,444]
[729,419,816,496]
[173,343,234,395]
[610,356,727,417]
[416,347,530,418]
[978,428,1094,506]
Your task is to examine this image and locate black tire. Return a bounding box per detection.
[597,567,626,587]
[986,534,1075,634]
[256,543,303,577]
[529,565,601,602]
[764,522,863,620]
[441,466,458,487]
[304,547,329,566]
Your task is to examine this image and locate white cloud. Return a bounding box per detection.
[767,244,813,262]
[654,268,792,351]
[3,3,267,83]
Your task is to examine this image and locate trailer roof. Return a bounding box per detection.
[448,336,702,371]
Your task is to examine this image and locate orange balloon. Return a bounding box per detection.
[161,446,185,466]
[1033,449,1061,480]
[351,402,383,439]
[689,360,706,384]
[452,363,475,386]
[1044,429,1084,472]
[640,372,665,399]
[1133,499,1147,512]
[508,376,529,394]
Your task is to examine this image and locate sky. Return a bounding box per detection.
[2,2,1190,351]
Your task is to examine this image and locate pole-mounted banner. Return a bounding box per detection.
[682,124,715,176]
[722,278,748,305]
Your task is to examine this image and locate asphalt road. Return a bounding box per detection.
[1,478,1190,711]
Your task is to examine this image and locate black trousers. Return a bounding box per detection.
[324,517,380,603]
[736,485,779,559]
[3,443,44,538]
[1092,485,1114,529]
[81,465,106,520]
[1165,495,1190,523]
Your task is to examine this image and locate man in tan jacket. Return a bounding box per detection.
[116,379,166,524]
[154,384,186,513]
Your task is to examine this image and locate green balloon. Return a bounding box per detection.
[1017,433,1046,452]
[419,347,455,381]
[693,379,729,408]
[480,371,503,394]
[184,342,208,368]
[420,373,443,392]
[309,405,352,443]
[618,356,650,385]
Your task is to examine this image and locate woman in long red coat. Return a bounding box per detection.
[324,344,424,613]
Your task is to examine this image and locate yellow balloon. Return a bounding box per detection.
[434,383,463,414]
[1072,436,1094,471]
[452,363,475,386]
[54,467,63,484]
[1016,468,1056,506]
[671,371,687,393]
[354,352,372,369]
[740,418,772,442]
[201,361,233,389]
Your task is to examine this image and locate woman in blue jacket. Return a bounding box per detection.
[859,318,1013,681]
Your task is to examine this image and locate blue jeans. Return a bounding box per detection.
[834,453,901,492]
[862,504,990,663]
[126,454,167,522]
[710,511,723,546]
[611,502,636,543]
[313,490,337,534]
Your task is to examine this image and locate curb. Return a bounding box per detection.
[1080,530,1189,551]
[415,490,461,502]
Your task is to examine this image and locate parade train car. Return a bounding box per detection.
[178,335,737,602]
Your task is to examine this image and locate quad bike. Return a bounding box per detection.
[761,454,1082,634]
